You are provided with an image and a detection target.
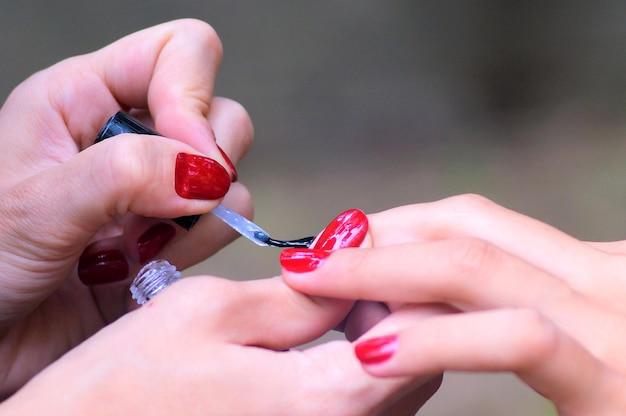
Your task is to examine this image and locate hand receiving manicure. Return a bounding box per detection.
[282,194,626,414]
[0,19,253,395]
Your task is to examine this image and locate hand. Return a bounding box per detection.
[0,19,253,395]
[0,276,440,416]
[281,194,626,414]
[285,208,442,415]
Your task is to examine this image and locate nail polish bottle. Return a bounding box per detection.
[95,112,200,230]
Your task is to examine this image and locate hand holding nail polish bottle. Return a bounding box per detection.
[0,20,254,398]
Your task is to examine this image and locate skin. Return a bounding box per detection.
[1,276,438,415]
[12,16,614,415]
[282,194,626,415]
[0,20,257,395]
[0,19,435,414]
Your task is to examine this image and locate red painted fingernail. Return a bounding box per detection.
[78,248,129,285]
[175,153,231,199]
[217,144,238,182]
[280,248,331,273]
[313,208,368,250]
[137,222,176,263]
[354,335,398,365]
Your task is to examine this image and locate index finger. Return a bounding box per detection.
[53,19,224,156]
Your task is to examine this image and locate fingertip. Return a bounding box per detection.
[169,18,223,62]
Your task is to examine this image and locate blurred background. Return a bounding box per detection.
[2,1,626,414]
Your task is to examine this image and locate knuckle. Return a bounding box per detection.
[448,238,498,277]
[446,193,495,214]
[511,310,559,367]
[6,56,92,112]
[175,18,223,58]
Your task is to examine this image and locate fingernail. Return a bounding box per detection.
[280,248,331,273]
[217,144,238,182]
[175,153,231,200]
[312,208,368,250]
[354,335,398,365]
[78,249,129,285]
[137,222,176,263]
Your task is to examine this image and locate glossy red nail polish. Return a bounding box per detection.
[217,144,238,182]
[313,208,368,250]
[280,248,331,273]
[78,249,129,285]
[137,222,176,263]
[175,153,231,200]
[354,335,398,365]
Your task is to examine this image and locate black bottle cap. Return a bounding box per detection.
[95,112,159,143]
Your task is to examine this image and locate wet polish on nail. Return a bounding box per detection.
[175,153,231,200]
[280,248,331,273]
[137,222,176,263]
[312,208,368,250]
[354,335,398,365]
[78,248,129,285]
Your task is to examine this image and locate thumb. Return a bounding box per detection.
[0,134,229,327]
[296,341,432,416]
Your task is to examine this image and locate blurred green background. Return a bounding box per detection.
[2,1,625,414]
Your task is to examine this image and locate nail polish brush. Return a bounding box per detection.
[95,112,314,248]
[211,204,313,247]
